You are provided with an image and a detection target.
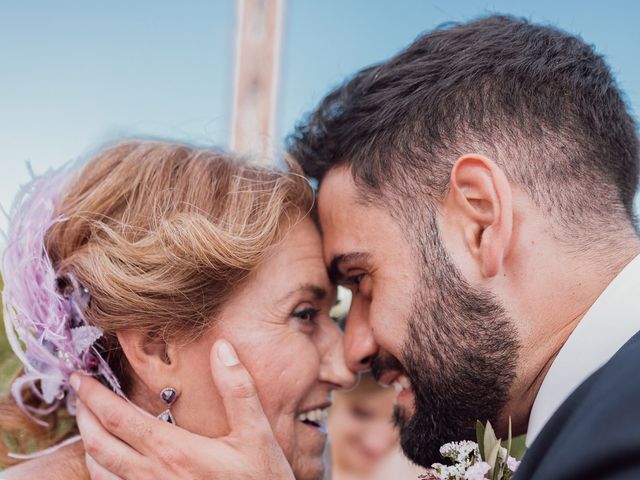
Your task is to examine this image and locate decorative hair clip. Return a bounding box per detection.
[2,166,123,429]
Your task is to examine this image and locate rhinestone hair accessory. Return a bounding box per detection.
[2,164,124,429]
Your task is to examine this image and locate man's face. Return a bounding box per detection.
[318,167,519,466]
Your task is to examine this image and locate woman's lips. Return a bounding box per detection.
[297,403,331,433]
[358,445,387,462]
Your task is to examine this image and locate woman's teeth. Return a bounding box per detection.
[298,408,328,431]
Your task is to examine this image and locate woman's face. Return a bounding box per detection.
[329,385,400,473]
[169,218,356,480]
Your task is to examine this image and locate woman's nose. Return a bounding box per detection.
[319,321,358,390]
[343,305,378,373]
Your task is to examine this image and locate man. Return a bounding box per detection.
[72,15,640,479]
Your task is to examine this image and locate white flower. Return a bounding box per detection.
[464,461,491,480]
[507,456,520,472]
[432,462,467,479]
[439,440,479,464]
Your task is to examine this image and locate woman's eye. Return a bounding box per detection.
[292,307,321,324]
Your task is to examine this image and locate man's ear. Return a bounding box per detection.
[446,154,513,278]
[116,329,182,399]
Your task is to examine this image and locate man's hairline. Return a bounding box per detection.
[316,162,397,212]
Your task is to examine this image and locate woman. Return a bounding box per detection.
[329,373,423,480]
[0,140,355,479]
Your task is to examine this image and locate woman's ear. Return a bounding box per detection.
[445,154,513,278]
[116,329,182,400]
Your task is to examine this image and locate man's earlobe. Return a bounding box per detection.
[448,154,513,278]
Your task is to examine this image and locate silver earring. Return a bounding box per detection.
[157,387,178,425]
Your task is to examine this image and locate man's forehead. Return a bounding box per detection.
[318,167,357,203]
[317,169,361,226]
[318,168,386,254]
[317,173,360,249]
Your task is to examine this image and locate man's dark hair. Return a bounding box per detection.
[288,15,639,237]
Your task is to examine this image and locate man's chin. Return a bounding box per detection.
[394,402,467,468]
[394,406,441,467]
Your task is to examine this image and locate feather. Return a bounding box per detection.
[1,163,125,431]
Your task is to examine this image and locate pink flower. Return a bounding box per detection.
[507,456,521,472]
[464,461,491,480]
[418,469,441,480]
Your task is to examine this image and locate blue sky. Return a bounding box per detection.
[1,0,639,234]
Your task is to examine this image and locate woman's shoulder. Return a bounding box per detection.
[2,441,88,480]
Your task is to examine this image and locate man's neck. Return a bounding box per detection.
[503,236,640,435]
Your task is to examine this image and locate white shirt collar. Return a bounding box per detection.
[526,253,640,447]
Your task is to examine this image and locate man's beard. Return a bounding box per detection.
[374,216,520,467]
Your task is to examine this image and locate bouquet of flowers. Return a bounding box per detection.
[419,420,522,480]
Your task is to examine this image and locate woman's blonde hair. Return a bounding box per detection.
[1,140,314,465]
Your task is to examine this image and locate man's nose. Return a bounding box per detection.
[343,307,378,373]
[319,321,358,390]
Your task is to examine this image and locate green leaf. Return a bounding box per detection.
[484,421,499,462]
[476,420,486,459]
[506,417,513,458]
[486,440,502,478]
[494,453,508,480]
[509,435,528,460]
[484,421,498,446]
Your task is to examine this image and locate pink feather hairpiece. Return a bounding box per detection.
[2,163,124,434]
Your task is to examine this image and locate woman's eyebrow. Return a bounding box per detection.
[278,283,328,303]
[328,252,370,283]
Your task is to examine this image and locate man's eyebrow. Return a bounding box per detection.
[278,283,328,303]
[328,252,370,283]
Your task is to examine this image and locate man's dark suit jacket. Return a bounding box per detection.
[515,331,640,479]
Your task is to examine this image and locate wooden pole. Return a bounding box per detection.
[230,0,285,161]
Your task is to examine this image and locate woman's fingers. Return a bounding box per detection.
[209,340,294,479]
[210,339,274,441]
[70,340,294,479]
[72,374,179,460]
[85,453,124,480]
[76,400,152,479]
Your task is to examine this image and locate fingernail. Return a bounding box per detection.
[217,340,239,367]
[70,373,80,392]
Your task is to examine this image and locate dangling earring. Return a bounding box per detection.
[157,387,178,425]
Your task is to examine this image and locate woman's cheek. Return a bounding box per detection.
[247,331,323,451]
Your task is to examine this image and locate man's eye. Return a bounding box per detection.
[346,273,365,286]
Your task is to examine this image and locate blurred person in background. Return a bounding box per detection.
[329,372,422,480]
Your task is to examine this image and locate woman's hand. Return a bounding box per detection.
[72,339,294,480]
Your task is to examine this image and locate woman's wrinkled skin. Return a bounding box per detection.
[3,218,356,480]
[166,218,356,480]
